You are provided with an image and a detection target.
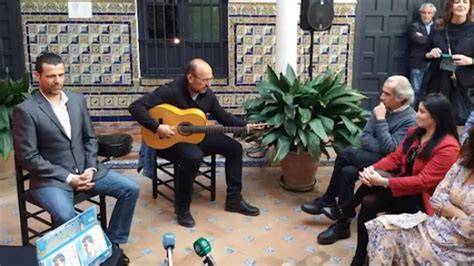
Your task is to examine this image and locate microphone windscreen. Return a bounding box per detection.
[193,237,211,257]
[162,232,176,249]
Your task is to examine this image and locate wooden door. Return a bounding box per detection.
[0,0,24,80]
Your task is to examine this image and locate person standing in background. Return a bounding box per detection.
[420,0,474,125]
[408,3,436,102]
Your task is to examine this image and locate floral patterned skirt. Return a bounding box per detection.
[365,212,473,266]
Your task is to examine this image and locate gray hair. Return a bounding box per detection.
[419,3,437,13]
[385,75,414,105]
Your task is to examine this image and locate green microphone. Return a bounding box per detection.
[193,237,215,266]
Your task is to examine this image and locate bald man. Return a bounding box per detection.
[129,58,260,227]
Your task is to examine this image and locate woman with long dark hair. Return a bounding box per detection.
[365,126,474,265]
[420,0,474,124]
[322,94,461,265]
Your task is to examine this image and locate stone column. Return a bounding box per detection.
[275,0,298,75]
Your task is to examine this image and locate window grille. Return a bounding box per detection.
[138,0,228,78]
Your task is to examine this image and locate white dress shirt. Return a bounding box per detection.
[40,90,72,140]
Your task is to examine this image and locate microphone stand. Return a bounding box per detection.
[202,256,215,266]
[308,29,314,80]
[166,248,173,266]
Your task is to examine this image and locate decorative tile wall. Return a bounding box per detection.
[20,1,356,118]
[26,22,133,87]
[227,2,356,95]
[233,24,350,86]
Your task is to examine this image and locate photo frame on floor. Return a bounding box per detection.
[36,207,112,266]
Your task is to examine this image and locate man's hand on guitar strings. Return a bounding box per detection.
[157,124,176,139]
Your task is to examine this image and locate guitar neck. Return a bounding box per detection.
[180,125,246,134]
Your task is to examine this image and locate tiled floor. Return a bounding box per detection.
[0,165,359,266]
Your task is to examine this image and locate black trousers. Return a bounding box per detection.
[342,185,423,265]
[321,147,383,205]
[156,134,243,211]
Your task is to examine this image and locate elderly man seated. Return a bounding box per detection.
[300,75,417,244]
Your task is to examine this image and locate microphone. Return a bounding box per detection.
[193,237,216,266]
[162,232,175,266]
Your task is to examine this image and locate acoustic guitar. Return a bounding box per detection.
[141,104,267,149]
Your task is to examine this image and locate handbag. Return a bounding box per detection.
[451,83,473,124]
[444,28,473,124]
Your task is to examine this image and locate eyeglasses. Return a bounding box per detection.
[193,75,213,83]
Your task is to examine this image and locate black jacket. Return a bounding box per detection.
[421,22,474,96]
[408,20,434,68]
[129,76,246,133]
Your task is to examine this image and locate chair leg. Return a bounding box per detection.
[210,154,216,201]
[17,197,30,246]
[99,195,107,230]
[152,155,158,199]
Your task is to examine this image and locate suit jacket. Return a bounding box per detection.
[408,20,434,68]
[12,91,108,191]
[373,128,460,215]
[128,76,246,133]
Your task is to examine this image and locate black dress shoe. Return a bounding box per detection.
[301,197,335,215]
[350,255,368,266]
[114,244,130,265]
[317,221,351,245]
[321,205,343,220]
[176,211,196,227]
[121,252,130,265]
[225,198,260,216]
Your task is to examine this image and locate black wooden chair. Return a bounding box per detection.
[151,154,217,202]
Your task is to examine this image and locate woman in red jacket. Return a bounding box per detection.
[325,94,461,265]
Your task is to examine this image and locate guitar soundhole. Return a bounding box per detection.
[178,122,192,136]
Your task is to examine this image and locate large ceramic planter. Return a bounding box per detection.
[279,151,319,192]
[0,154,15,180]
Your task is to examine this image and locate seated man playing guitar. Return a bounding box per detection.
[129,58,260,227]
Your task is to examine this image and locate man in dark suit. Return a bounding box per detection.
[12,53,139,261]
[408,3,436,101]
[129,58,260,228]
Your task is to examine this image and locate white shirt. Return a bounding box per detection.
[424,21,433,35]
[40,90,72,140]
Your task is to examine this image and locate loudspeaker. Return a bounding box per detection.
[300,0,334,31]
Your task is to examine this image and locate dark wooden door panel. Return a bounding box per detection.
[0,0,24,80]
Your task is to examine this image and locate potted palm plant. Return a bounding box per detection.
[244,65,369,191]
[0,73,31,179]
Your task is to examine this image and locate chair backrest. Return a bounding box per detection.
[15,159,29,198]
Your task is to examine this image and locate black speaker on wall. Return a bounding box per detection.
[300,0,334,31]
